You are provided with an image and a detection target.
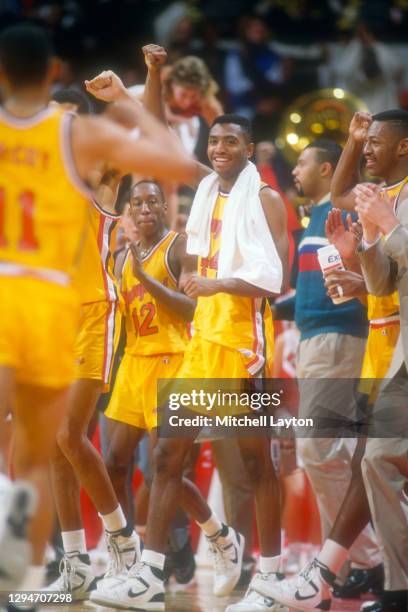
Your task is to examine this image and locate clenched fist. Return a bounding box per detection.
[142,44,167,71]
[85,70,127,103]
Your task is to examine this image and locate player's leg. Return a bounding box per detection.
[56,378,116,514]
[0,366,37,592]
[50,378,140,598]
[105,417,145,523]
[226,435,285,612]
[90,434,196,610]
[46,378,104,598]
[0,365,14,471]
[95,434,243,608]
[11,383,70,590]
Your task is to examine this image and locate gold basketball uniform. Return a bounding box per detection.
[106,231,188,430]
[0,107,89,387]
[73,200,121,387]
[179,187,274,380]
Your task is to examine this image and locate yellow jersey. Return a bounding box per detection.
[365,177,408,323]
[0,106,89,286]
[73,199,120,304]
[121,231,188,356]
[194,189,274,375]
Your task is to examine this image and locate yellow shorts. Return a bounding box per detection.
[105,352,184,430]
[177,335,252,379]
[0,277,79,388]
[359,319,400,400]
[74,301,121,389]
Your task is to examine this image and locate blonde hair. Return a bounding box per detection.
[163,55,218,100]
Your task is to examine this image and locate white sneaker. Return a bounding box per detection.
[96,531,142,590]
[208,526,245,597]
[252,559,335,611]
[0,479,36,591]
[90,561,164,610]
[226,573,289,611]
[43,554,98,601]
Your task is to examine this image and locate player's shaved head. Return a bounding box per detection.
[0,23,53,88]
[131,180,165,203]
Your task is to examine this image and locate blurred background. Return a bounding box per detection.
[2,0,408,210]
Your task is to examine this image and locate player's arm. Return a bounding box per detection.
[183,275,273,298]
[142,44,167,124]
[183,189,288,299]
[85,70,139,107]
[129,236,196,321]
[140,46,211,189]
[259,187,289,292]
[85,68,211,189]
[331,112,372,211]
[73,105,196,184]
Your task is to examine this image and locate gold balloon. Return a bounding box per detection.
[277,88,368,164]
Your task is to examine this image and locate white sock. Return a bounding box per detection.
[61,529,87,555]
[141,549,165,571]
[197,513,223,538]
[318,539,349,575]
[260,555,281,574]
[100,505,127,533]
[19,565,45,590]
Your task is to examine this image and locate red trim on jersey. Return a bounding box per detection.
[97,215,110,302]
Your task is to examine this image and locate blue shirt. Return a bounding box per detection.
[276,200,368,341]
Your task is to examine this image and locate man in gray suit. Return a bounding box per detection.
[354,111,408,611]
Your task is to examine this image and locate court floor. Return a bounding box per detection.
[46,568,375,612]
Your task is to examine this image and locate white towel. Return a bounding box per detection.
[186,161,282,293]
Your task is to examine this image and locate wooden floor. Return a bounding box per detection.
[44,569,375,612]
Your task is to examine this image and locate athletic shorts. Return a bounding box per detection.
[0,276,79,388]
[74,301,121,390]
[105,352,184,430]
[359,318,400,402]
[176,334,253,379]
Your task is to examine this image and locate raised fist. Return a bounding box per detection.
[84,70,126,103]
[142,44,167,70]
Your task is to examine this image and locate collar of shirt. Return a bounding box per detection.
[315,192,331,206]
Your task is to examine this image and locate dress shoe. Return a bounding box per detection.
[333,564,384,599]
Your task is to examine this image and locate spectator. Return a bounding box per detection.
[224,15,290,123]
[325,21,403,113]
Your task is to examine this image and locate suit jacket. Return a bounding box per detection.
[359,197,408,374]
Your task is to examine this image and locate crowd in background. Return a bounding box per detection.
[1,1,408,140]
[0,0,406,551]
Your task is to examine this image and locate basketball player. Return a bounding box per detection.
[44,94,139,598]
[0,23,195,593]
[90,112,289,610]
[252,110,408,612]
[97,179,196,586]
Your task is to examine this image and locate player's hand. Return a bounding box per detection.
[129,240,144,277]
[324,269,366,298]
[183,275,218,298]
[354,183,399,236]
[325,208,358,260]
[142,44,167,71]
[85,70,127,103]
[349,111,372,143]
